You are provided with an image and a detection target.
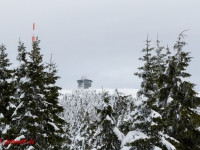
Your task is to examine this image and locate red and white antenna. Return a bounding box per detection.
[32,23,35,42]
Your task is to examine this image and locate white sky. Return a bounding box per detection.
[0,0,200,91]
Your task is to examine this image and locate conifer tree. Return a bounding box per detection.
[8,38,66,150]
[134,36,155,98]
[3,41,29,150]
[152,36,168,90]
[90,91,122,150]
[42,53,67,149]
[162,31,200,150]
[0,44,16,144]
[122,37,177,150]
[112,89,134,136]
[112,89,129,126]
[157,44,172,109]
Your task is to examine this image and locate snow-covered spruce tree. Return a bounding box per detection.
[151,38,173,120]
[152,36,168,82]
[112,89,134,136]
[90,91,122,150]
[8,38,66,150]
[156,43,172,109]
[2,41,29,150]
[112,89,129,127]
[43,54,69,149]
[161,31,200,150]
[0,44,16,143]
[122,37,177,150]
[134,36,155,98]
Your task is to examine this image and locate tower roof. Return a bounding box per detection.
[81,75,88,80]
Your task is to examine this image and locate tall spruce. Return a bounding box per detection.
[8,38,66,150]
[153,36,168,84]
[162,31,200,150]
[42,53,67,149]
[0,44,16,145]
[134,36,155,98]
[122,37,177,149]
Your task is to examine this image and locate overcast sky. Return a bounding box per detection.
[0,0,200,91]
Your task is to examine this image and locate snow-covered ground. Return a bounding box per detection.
[59,89,200,98]
[59,88,139,98]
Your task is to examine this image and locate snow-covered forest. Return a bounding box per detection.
[1,31,200,150]
[59,31,200,150]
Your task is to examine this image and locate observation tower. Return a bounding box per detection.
[77,75,93,89]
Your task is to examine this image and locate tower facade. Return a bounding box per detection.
[77,75,93,89]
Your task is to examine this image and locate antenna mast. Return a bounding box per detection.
[32,23,35,42]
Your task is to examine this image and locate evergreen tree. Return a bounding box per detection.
[152,36,169,92]
[162,31,200,150]
[112,89,134,136]
[134,36,155,98]
[0,44,16,145]
[122,37,177,150]
[112,89,129,126]
[157,44,172,109]
[7,38,66,149]
[42,53,68,149]
[90,91,122,150]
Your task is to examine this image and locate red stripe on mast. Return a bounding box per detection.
[33,23,35,30]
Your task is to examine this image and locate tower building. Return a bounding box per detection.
[77,75,93,89]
